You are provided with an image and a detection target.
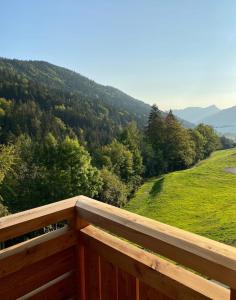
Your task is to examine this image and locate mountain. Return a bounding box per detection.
[0,58,151,149]
[173,105,220,124]
[201,106,236,136]
[0,58,194,150]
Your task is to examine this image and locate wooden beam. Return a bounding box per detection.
[80,225,230,300]
[0,196,78,242]
[76,196,236,288]
[0,227,77,278]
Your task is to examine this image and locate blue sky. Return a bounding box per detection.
[1,0,236,110]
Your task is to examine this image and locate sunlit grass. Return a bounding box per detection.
[125,149,236,245]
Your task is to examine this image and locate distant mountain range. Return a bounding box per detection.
[173,105,236,138]
[173,105,220,124]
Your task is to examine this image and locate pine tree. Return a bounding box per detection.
[146,105,166,174]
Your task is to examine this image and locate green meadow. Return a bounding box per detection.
[126,149,236,245]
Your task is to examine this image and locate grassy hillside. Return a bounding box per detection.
[126,149,236,245]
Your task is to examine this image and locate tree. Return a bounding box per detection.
[0,144,16,216]
[120,122,144,176]
[145,105,166,174]
[188,128,206,162]
[98,140,134,182]
[164,111,195,171]
[196,124,219,158]
[98,168,128,207]
[1,134,102,212]
[219,135,235,149]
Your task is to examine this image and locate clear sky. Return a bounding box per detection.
[1,0,236,110]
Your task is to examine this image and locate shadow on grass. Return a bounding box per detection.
[149,177,164,198]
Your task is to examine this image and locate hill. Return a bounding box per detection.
[0,58,150,149]
[173,105,220,124]
[126,149,236,245]
[201,106,236,136]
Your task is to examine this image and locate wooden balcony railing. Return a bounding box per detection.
[0,195,236,299]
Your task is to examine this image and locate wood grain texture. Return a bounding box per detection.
[80,225,230,300]
[100,255,117,300]
[0,247,75,299]
[20,272,75,300]
[84,246,100,300]
[139,281,172,300]
[117,268,137,300]
[0,227,77,278]
[0,196,78,242]
[76,196,236,288]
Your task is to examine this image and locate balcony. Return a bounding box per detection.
[0,195,235,299]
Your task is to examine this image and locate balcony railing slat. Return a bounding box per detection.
[117,268,136,300]
[76,195,236,289]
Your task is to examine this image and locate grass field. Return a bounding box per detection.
[125,149,236,245]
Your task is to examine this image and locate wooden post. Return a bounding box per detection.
[231,289,236,300]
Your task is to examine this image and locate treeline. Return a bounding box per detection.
[0,104,226,216]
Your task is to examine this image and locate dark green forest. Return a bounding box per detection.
[0,58,232,216]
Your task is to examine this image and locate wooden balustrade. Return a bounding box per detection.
[0,195,235,299]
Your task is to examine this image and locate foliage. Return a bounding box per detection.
[119,121,144,176]
[1,135,102,212]
[98,140,134,182]
[219,135,235,149]
[196,124,220,157]
[164,111,195,171]
[98,168,128,206]
[0,144,16,216]
[146,105,166,174]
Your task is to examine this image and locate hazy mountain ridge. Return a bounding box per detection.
[201,106,236,136]
[173,105,220,124]
[174,104,236,137]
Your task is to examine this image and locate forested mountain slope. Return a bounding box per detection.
[0,58,150,149]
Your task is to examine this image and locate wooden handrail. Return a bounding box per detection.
[76,195,236,289]
[0,196,78,242]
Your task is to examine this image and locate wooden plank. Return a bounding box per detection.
[0,247,75,299]
[0,196,78,242]
[117,268,136,300]
[77,244,86,300]
[139,281,172,300]
[75,218,89,300]
[80,225,230,300]
[19,272,75,300]
[76,196,236,288]
[84,245,100,300]
[0,227,77,278]
[100,255,117,300]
